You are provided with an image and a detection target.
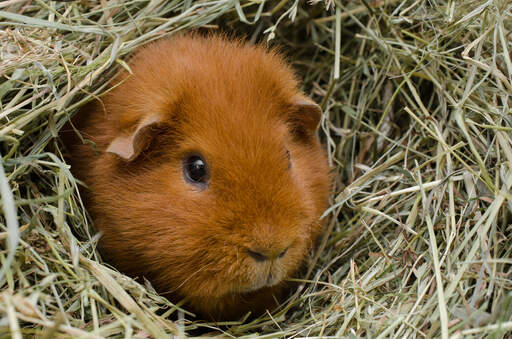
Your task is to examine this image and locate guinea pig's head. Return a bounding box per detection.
[86,35,330,317]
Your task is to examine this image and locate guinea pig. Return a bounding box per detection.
[66,34,331,320]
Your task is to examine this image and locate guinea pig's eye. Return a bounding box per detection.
[183,154,209,186]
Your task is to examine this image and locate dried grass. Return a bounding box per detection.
[1,0,512,337]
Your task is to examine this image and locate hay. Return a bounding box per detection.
[1,0,512,337]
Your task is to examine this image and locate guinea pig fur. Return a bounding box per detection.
[67,34,331,320]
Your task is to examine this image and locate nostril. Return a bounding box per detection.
[278,248,288,258]
[247,249,268,262]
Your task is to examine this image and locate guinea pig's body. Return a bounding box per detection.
[67,34,330,320]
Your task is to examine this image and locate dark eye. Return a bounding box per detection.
[183,154,209,186]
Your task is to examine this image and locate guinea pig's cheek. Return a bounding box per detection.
[277,244,307,278]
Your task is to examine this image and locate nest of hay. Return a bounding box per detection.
[1,0,512,337]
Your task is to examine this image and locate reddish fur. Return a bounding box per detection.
[67,34,330,320]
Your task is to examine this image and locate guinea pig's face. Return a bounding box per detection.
[170,103,316,297]
[104,91,327,302]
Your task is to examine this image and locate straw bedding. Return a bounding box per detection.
[1,0,511,337]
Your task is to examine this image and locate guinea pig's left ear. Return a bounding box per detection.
[287,95,322,143]
[106,115,164,161]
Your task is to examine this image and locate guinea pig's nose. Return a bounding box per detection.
[247,247,288,262]
[247,249,268,262]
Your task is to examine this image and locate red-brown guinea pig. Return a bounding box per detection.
[67,34,330,320]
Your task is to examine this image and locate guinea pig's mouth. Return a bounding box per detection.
[239,265,286,293]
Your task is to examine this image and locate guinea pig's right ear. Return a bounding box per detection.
[106,115,164,161]
[287,95,322,144]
